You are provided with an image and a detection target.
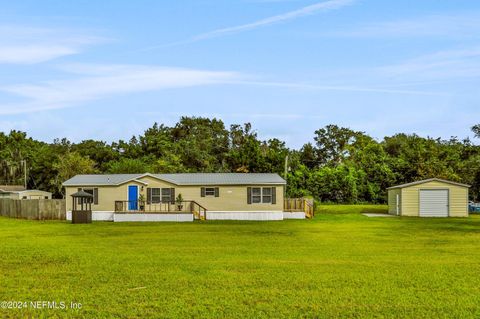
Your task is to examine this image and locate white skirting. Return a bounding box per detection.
[65,211,303,222]
[66,211,114,221]
[283,212,306,219]
[114,213,194,222]
[206,211,284,221]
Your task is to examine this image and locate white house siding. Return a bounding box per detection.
[283,212,306,219]
[66,211,114,221]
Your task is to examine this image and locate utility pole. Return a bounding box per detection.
[21,160,27,189]
[284,155,289,196]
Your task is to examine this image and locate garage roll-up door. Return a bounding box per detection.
[419,190,449,217]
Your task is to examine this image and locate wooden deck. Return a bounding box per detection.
[114,200,207,220]
[284,198,314,218]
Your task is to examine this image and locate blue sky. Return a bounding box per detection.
[1,0,479,148]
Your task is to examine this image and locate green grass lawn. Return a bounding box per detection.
[1,205,480,318]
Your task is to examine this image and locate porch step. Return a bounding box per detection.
[193,210,205,220]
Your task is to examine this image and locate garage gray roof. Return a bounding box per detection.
[0,185,26,192]
[387,178,470,190]
[63,173,286,186]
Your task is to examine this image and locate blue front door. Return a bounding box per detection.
[128,185,138,210]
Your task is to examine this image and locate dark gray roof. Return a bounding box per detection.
[387,178,470,190]
[71,190,94,197]
[63,173,286,186]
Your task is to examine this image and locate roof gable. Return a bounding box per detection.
[62,174,143,186]
[387,178,470,190]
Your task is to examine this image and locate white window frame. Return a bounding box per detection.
[252,187,262,203]
[205,187,216,196]
[161,188,171,203]
[262,187,272,203]
[150,188,161,203]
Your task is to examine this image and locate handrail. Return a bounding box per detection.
[114,200,208,220]
[190,200,207,220]
[303,199,314,219]
[115,200,197,213]
[191,201,207,212]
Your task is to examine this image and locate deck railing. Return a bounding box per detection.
[190,201,207,220]
[114,200,207,220]
[284,198,314,219]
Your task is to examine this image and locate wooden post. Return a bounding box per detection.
[284,155,288,195]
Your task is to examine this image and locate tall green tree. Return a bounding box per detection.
[171,117,229,172]
[0,118,478,202]
[226,123,262,172]
[471,124,480,138]
[53,152,97,197]
[105,158,153,174]
[312,125,367,167]
[72,140,119,171]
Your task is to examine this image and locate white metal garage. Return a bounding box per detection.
[419,189,449,217]
[388,178,469,217]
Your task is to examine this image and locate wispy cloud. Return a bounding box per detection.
[0,58,449,116]
[0,25,107,64]
[143,0,354,49]
[379,47,480,81]
[228,80,446,96]
[0,45,79,64]
[193,0,354,40]
[0,64,240,114]
[326,13,480,38]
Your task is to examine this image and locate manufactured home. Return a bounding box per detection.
[63,173,313,222]
[387,178,469,217]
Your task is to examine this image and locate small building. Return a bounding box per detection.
[70,190,93,224]
[387,178,470,217]
[62,173,305,222]
[0,185,52,200]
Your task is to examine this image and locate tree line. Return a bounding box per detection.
[1,116,479,202]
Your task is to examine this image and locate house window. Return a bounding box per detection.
[248,187,276,204]
[252,187,262,203]
[84,189,94,205]
[150,188,161,203]
[262,187,272,203]
[205,187,215,196]
[201,187,219,197]
[148,187,174,203]
[161,188,171,203]
[78,188,98,205]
